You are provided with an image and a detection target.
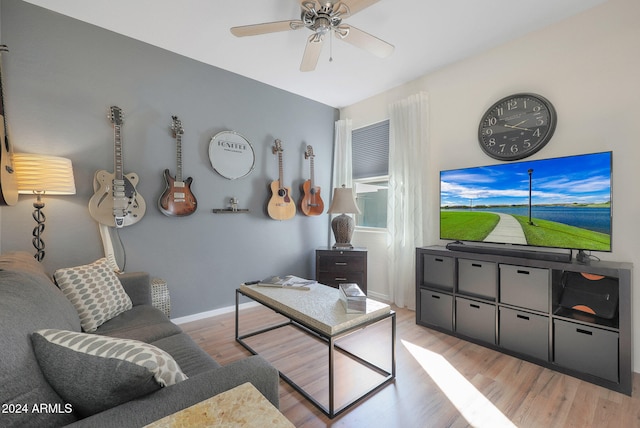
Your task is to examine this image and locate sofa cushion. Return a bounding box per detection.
[96,305,182,343]
[151,333,221,377]
[54,258,133,332]
[0,252,80,427]
[31,329,188,417]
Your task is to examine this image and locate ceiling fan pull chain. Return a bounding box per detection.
[329,30,333,62]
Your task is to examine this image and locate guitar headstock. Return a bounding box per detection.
[272,139,283,154]
[109,106,124,126]
[171,115,184,137]
[304,145,315,159]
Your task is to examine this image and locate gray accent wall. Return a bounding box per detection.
[0,0,338,317]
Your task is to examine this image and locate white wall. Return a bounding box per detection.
[342,0,640,369]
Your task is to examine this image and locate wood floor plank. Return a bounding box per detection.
[182,305,640,427]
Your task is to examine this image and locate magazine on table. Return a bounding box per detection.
[257,275,316,290]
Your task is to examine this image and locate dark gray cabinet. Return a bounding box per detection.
[316,247,367,294]
[415,245,632,395]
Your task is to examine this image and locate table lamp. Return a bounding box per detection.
[327,185,361,249]
[13,153,76,261]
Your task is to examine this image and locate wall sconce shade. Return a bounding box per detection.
[13,153,76,261]
[327,185,360,249]
[13,153,76,195]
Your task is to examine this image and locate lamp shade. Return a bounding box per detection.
[327,186,361,214]
[13,153,76,195]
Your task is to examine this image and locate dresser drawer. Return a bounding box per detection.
[318,254,365,272]
[500,264,549,312]
[420,289,453,331]
[318,272,364,289]
[458,259,497,299]
[455,297,496,344]
[499,307,549,361]
[422,254,455,290]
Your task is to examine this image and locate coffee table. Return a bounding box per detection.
[236,283,396,418]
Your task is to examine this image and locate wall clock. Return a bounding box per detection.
[478,93,557,161]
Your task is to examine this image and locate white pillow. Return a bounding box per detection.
[54,258,132,332]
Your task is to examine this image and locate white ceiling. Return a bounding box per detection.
[23,0,607,108]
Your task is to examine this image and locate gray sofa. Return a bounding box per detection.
[0,252,280,428]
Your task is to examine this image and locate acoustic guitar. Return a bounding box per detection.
[300,145,324,216]
[267,139,296,220]
[88,106,146,228]
[158,116,197,217]
[0,45,17,206]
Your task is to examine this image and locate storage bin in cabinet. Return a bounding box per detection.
[422,254,454,290]
[420,289,453,331]
[500,264,549,312]
[554,319,618,383]
[499,307,549,361]
[455,297,495,344]
[458,259,497,299]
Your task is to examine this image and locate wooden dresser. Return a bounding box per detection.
[315,247,367,294]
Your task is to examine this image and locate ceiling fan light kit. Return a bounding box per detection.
[230,0,394,72]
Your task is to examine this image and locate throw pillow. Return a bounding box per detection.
[31,329,188,417]
[54,258,133,332]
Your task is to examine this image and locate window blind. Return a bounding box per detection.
[352,120,389,179]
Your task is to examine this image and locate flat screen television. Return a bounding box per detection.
[440,151,612,255]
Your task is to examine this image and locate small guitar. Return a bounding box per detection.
[88,106,146,228]
[158,116,197,217]
[0,45,18,206]
[267,139,296,220]
[300,145,324,216]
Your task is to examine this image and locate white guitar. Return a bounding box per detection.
[88,106,146,228]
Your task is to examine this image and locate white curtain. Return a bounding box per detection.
[332,119,353,190]
[387,92,429,310]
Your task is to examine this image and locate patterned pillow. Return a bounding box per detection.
[31,329,188,416]
[54,258,133,332]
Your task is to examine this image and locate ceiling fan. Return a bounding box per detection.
[230,0,394,72]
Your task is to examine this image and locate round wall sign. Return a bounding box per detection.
[208,131,255,179]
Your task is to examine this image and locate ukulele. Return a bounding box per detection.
[300,145,324,216]
[267,139,296,220]
[88,106,146,228]
[0,45,17,206]
[158,116,197,217]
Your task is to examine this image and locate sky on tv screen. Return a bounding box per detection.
[440,152,611,207]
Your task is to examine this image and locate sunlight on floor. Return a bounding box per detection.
[402,340,517,428]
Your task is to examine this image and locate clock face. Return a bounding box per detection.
[478,93,557,161]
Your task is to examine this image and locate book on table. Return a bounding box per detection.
[257,275,316,290]
[339,283,366,313]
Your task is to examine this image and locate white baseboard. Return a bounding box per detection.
[367,290,390,303]
[172,301,259,325]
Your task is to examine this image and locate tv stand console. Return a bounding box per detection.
[416,245,632,395]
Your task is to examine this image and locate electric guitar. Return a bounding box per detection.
[158,116,197,217]
[88,106,146,228]
[267,139,296,220]
[0,45,17,206]
[300,145,324,216]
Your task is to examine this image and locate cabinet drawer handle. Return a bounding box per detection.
[335,277,348,281]
[517,270,530,275]
[435,258,444,262]
[431,295,441,300]
[576,328,593,336]
[470,304,480,309]
[471,263,482,268]
[334,262,348,266]
[516,314,530,321]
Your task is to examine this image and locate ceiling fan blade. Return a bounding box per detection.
[340,0,382,17]
[300,34,324,72]
[230,20,303,37]
[338,25,394,58]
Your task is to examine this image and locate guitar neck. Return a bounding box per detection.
[113,124,124,181]
[278,150,284,188]
[175,133,183,182]
[309,156,315,188]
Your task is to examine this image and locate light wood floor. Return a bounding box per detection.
[182,305,640,428]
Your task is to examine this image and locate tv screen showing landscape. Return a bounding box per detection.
[440,151,612,252]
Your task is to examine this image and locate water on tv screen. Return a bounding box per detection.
[440,151,612,252]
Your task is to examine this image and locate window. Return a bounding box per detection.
[352,120,389,229]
